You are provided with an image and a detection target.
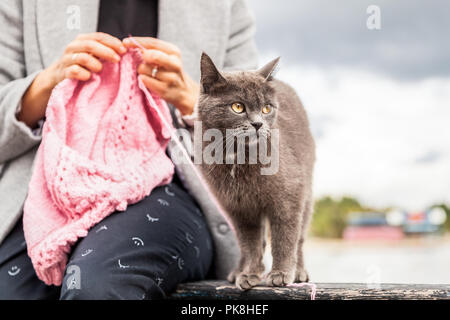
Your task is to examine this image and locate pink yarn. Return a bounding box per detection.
[287,282,317,300]
[23,49,174,286]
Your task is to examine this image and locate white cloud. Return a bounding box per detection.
[273,60,450,210]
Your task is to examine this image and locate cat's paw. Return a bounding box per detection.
[295,267,309,283]
[235,273,262,291]
[265,270,295,287]
[227,270,239,283]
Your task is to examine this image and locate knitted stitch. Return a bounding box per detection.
[23,49,174,286]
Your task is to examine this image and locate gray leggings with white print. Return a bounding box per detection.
[0,178,213,300]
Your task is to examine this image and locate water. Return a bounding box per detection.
[302,236,450,284]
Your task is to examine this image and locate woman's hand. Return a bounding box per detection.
[19,32,126,128]
[123,37,199,116]
[49,32,126,84]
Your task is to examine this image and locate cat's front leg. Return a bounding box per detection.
[266,209,301,286]
[295,199,313,282]
[228,215,266,290]
[295,237,309,282]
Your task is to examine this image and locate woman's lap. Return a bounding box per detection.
[0,219,60,300]
[0,181,213,300]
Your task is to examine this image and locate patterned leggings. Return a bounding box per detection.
[0,180,213,300]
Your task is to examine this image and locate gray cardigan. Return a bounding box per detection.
[0,0,259,279]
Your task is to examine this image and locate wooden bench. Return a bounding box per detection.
[171,280,450,300]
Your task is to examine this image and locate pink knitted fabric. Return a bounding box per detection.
[23,49,174,286]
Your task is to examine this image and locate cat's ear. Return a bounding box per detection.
[200,52,227,93]
[257,57,280,81]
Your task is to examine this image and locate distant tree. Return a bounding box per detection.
[310,196,375,238]
[431,204,450,231]
[310,197,450,238]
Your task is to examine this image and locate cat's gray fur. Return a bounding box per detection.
[197,53,315,290]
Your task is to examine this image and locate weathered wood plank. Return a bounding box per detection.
[171,280,450,300]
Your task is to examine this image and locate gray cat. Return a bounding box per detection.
[196,53,315,290]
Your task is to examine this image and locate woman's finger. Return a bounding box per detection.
[141,49,182,73]
[138,64,181,88]
[64,52,103,73]
[64,64,91,81]
[77,32,126,55]
[139,74,168,96]
[67,40,121,63]
[123,37,181,57]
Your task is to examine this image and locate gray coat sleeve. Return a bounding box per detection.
[222,0,259,71]
[0,0,42,165]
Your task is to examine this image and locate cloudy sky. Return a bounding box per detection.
[248,0,450,210]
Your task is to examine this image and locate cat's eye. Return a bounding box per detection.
[231,102,245,113]
[262,105,272,114]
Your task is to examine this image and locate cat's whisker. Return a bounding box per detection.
[223,134,238,155]
[205,128,238,151]
[208,136,226,151]
[201,133,237,167]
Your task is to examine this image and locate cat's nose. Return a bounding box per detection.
[251,122,263,130]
